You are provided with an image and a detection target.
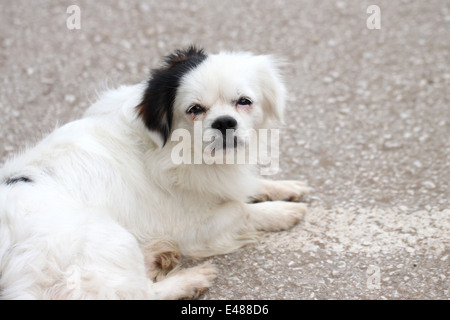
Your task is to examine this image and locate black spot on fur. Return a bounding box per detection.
[5,176,32,185]
[136,45,207,146]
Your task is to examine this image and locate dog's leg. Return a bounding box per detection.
[142,239,181,281]
[148,263,216,300]
[180,200,306,258]
[244,200,307,232]
[251,179,310,203]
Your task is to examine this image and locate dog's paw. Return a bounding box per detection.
[281,202,308,228]
[252,180,311,203]
[272,201,307,231]
[178,263,217,299]
[150,262,216,299]
[247,201,307,232]
[276,180,311,202]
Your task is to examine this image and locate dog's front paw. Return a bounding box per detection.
[252,180,311,203]
[246,201,307,232]
[275,180,311,202]
[271,201,307,231]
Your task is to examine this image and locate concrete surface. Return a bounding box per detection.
[0,0,448,299]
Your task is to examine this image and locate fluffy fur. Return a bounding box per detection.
[0,47,309,299]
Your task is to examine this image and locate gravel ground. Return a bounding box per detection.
[0,0,448,299]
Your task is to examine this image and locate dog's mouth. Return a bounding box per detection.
[222,135,239,150]
[204,132,245,155]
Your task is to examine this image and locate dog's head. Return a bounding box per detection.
[137,46,286,157]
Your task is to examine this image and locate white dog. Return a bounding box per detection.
[0,46,309,299]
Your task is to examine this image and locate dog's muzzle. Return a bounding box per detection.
[211,116,238,149]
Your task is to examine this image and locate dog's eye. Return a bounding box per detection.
[237,97,252,106]
[186,104,205,115]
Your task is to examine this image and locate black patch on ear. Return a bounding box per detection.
[136,45,207,146]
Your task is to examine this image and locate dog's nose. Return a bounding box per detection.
[211,116,238,135]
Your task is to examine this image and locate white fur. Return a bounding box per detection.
[0,51,308,299]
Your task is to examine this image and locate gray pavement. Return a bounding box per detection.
[0,0,448,299]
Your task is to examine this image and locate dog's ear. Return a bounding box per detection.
[136,46,207,147]
[255,56,287,126]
